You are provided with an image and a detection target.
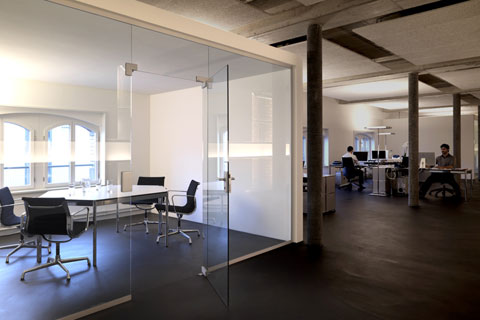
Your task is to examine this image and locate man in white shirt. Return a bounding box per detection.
[342,146,365,191]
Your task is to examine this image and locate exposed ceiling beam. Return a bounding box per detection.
[323,56,480,88]
[230,0,378,39]
[338,88,480,105]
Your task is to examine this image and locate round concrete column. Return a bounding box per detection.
[408,72,419,207]
[306,23,323,247]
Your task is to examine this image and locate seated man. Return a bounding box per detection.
[419,143,461,199]
[342,146,365,191]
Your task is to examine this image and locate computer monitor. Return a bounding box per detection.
[353,151,368,161]
[372,150,386,159]
[419,152,436,166]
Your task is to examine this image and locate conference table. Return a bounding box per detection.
[41,185,169,267]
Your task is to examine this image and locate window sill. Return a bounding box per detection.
[10,186,68,196]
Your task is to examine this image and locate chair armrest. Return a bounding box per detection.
[171,194,196,214]
[70,207,90,233]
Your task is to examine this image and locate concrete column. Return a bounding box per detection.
[478,105,480,180]
[408,72,419,207]
[306,23,323,247]
[453,93,461,167]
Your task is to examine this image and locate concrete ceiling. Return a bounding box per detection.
[1,0,479,110]
[136,0,480,111]
[353,1,480,66]
[432,68,480,91]
[281,40,388,81]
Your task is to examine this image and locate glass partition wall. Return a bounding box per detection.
[0,0,133,318]
[0,0,292,316]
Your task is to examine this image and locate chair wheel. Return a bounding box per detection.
[20,277,25,281]
[67,277,71,281]
[6,260,9,264]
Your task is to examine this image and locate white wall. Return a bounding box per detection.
[385,115,475,169]
[149,70,293,242]
[303,94,387,162]
[149,87,204,223]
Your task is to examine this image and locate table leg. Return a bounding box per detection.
[116,200,119,233]
[93,202,97,267]
[165,195,169,247]
[36,236,42,263]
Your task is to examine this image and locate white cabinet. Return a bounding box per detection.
[302,174,336,214]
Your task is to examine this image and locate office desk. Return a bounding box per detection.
[421,168,472,201]
[41,185,169,266]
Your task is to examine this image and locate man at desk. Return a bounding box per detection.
[419,143,461,199]
[342,146,365,191]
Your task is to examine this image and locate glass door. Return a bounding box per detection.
[203,65,230,305]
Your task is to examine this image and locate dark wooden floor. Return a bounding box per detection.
[0,214,282,320]
[84,181,480,320]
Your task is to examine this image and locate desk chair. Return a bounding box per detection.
[339,157,360,191]
[123,176,165,234]
[429,183,455,199]
[155,180,200,245]
[0,187,50,263]
[20,197,91,281]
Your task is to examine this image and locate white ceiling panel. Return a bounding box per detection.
[393,0,439,10]
[353,1,480,65]
[432,68,480,90]
[324,78,440,101]
[296,0,327,5]
[282,40,388,82]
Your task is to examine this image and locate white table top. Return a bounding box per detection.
[41,185,168,202]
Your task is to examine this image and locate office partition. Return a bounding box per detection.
[0,0,294,315]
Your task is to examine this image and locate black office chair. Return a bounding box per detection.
[339,157,360,190]
[123,176,165,234]
[0,187,50,263]
[20,197,91,281]
[155,180,200,245]
[428,183,455,199]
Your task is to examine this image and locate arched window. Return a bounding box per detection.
[354,133,374,153]
[3,122,32,187]
[47,124,71,184]
[75,125,98,182]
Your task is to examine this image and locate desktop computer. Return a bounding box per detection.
[372,150,386,160]
[353,151,368,161]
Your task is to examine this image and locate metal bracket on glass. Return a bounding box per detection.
[196,76,212,89]
[217,172,235,193]
[125,62,138,76]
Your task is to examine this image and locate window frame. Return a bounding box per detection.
[1,121,35,191]
[73,123,100,184]
[44,120,100,188]
[354,131,376,155]
[45,122,72,187]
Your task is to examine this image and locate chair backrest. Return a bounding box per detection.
[342,157,355,169]
[22,197,70,236]
[137,176,165,186]
[0,187,20,226]
[184,180,200,212]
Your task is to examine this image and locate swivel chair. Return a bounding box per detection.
[21,197,91,281]
[155,180,200,245]
[429,183,455,199]
[339,157,360,191]
[123,176,165,234]
[0,187,50,263]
